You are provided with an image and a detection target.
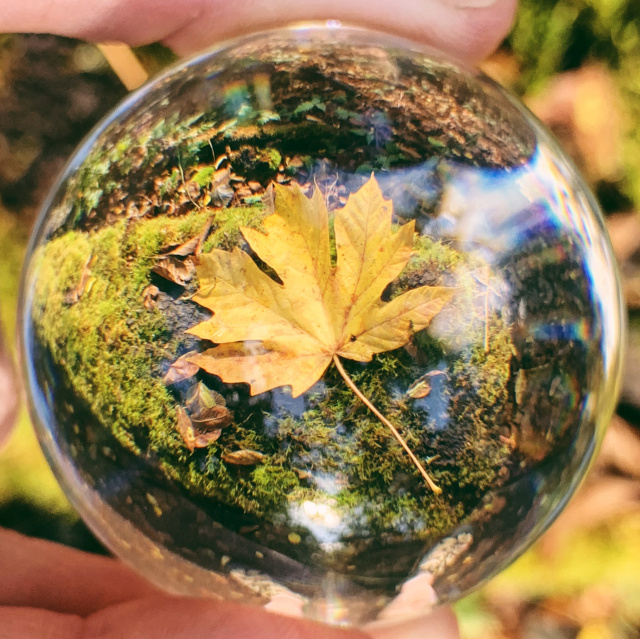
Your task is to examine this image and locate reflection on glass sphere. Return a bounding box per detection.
[19,25,624,627]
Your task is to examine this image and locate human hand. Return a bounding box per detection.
[0,527,459,638]
[1,0,516,64]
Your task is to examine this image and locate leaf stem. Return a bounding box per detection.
[332,355,442,495]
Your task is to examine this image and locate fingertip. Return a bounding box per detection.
[440,0,519,63]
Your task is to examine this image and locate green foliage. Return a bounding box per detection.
[510,0,640,91]
[508,0,640,210]
[294,96,326,115]
[0,212,28,337]
[191,166,216,187]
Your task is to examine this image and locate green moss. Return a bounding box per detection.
[32,205,263,459]
[32,199,515,554]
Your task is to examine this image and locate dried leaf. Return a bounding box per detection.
[195,219,213,255]
[261,182,275,212]
[176,405,195,450]
[152,256,195,286]
[185,176,453,397]
[222,450,265,466]
[163,351,199,385]
[406,370,447,399]
[598,415,640,480]
[209,167,234,208]
[142,284,159,309]
[191,405,233,430]
[528,65,621,183]
[160,219,213,258]
[185,381,226,414]
[606,211,640,263]
[176,405,222,452]
[160,236,200,257]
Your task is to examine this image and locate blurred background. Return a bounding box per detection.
[1,1,640,637]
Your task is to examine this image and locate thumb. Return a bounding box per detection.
[1,596,459,639]
[84,597,459,639]
[86,596,370,639]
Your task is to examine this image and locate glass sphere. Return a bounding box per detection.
[19,25,624,627]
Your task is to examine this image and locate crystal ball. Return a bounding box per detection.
[19,25,624,627]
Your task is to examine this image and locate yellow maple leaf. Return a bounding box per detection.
[184,175,453,492]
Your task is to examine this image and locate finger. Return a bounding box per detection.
[0,331,18,448]
[0,608,81,639]
[0,528,158,616]
[0,529,457,637]
[0,603,458,639]
[0,597,372,639]
[85,596,372,639]
[163,0,517,64]
[0,0,516,64]
[367,606,460,639]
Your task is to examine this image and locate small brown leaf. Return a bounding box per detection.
[161,236,200,257]
[406,371,447,399]
[176,406,222,452]
[191,405,233,430]
[222,450,265,466]
[176,405,196,451]
[163,351,199,385]
[528,65,621,183]
[142,284,159,310]
[193,430,223,447]
[160,219,213,258]
[185,381,226,414]
[261,182,275,212]
[287,156,305,170]
[152,256,195,286]
[195,219,213,256]
[235,186,253,199]
[210,167,234,208]
[599,415,640,480]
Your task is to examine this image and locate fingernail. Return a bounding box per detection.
[264,593,305,618]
